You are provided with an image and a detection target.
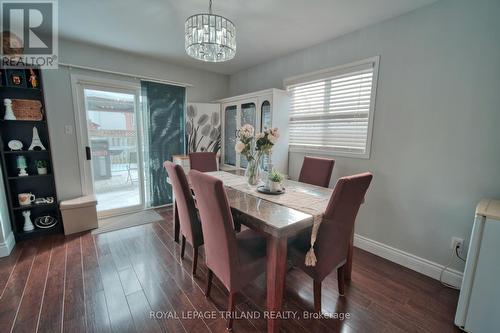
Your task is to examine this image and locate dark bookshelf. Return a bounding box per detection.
[0,68,63,241]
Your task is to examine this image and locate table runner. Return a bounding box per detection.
[206,171,332,266]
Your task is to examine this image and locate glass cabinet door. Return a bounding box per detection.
[260,100,272,170]
[260,100,271,131]
[224,105,237,166]
[240,102,256,168]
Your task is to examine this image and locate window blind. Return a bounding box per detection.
[286,60,377,157]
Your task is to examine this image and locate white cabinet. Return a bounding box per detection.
[217,89,290,174]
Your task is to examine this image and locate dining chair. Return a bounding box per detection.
[288,172,373,312]
[189,152,218,172]
[298,156,335,188]
[164,161,204,276]
[189,170,267,330]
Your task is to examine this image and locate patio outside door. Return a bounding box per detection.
[73,76,144,218]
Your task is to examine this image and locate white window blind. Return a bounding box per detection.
[286,58,378,158]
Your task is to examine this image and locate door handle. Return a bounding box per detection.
[85,146,92,160]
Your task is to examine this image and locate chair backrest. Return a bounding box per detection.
[189,152,218,172]
[189,170,238,290]
[164,161,199,242]
[298,156,335,188]
[314,172,373,280]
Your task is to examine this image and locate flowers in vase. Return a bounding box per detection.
[255,127,280,155]
[235,124,280,185]
[235,124,255,160]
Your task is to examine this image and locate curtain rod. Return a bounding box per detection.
[58,62,194,88]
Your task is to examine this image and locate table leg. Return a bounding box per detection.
[345,232,354,280]
[173,200,180,243]
[266,236,287,333]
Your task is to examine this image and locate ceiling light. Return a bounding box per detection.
[185,0,236,62]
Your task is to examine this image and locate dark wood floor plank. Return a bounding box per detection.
[37,235,66,333]
[0,243,25,297]
[126,290,162,333]
[127,255,187,333]
[11,236,53,333]
[94,233,136,333]
[118,267,142,296]
[116,225,208,333]
[63,234,86,333]
[82,233,112,333]
[151,222,263,333]
[0,239,40,333]
[0,208,461,333]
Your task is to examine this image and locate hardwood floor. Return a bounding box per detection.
[0,208,461,332]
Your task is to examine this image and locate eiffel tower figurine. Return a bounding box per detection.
[28,127,46,150]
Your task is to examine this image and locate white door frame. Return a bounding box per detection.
[70,74,145,218]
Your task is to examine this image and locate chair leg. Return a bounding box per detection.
[192,246,199,276]
[205,269,213,297]
[313,280,322,313]
[227,292,236,330]
[337,265,346,296]
[180,236,186,259]
[234,220,241,232]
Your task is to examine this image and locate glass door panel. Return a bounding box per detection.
[260,100,272,171]
[260,100,271,131]
[240,102,256,168]
[224,105,237,166]
[83,88,143,215]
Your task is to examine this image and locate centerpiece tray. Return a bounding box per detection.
[256,185,285,195]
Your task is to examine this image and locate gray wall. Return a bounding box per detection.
[229,0,500,270]
[43,39,229,200]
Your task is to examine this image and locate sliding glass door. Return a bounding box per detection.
[73,77,144,217]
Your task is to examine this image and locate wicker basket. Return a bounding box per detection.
[12,99,43,121]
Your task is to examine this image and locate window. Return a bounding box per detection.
[285,57,379,158]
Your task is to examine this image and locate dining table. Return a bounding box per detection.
[170,169,355,333]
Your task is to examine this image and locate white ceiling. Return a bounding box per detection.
[60,0,438,75]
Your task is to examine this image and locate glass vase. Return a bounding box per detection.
[245,155,261,186]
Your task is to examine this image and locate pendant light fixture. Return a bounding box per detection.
[185,0,236,62]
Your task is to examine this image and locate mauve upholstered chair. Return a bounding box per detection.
[189,152,218,172]
[189,170,266,330]
[164,161,203,276]
[289,172,373,312]
[298,156,335,188]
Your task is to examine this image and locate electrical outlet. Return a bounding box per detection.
[451,237,464,257]
[65,125,73,135]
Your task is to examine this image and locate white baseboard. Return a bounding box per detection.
[354,233,463,288]
[0,231,15,258]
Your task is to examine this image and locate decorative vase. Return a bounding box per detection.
[268,181,282,192]
[22,210,35,232]
[4,99,16,120]
[245,155,262,186]
[37,167,47,175]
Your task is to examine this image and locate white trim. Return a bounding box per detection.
[216,88,281,103]
[0,231,15,257]
[354,233,463,288]
[70,74,146,218]
[60,62,193,88]
[283,56,380,87]
[289,146,371,160]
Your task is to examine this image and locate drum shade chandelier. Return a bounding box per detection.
[185,0,236,62]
